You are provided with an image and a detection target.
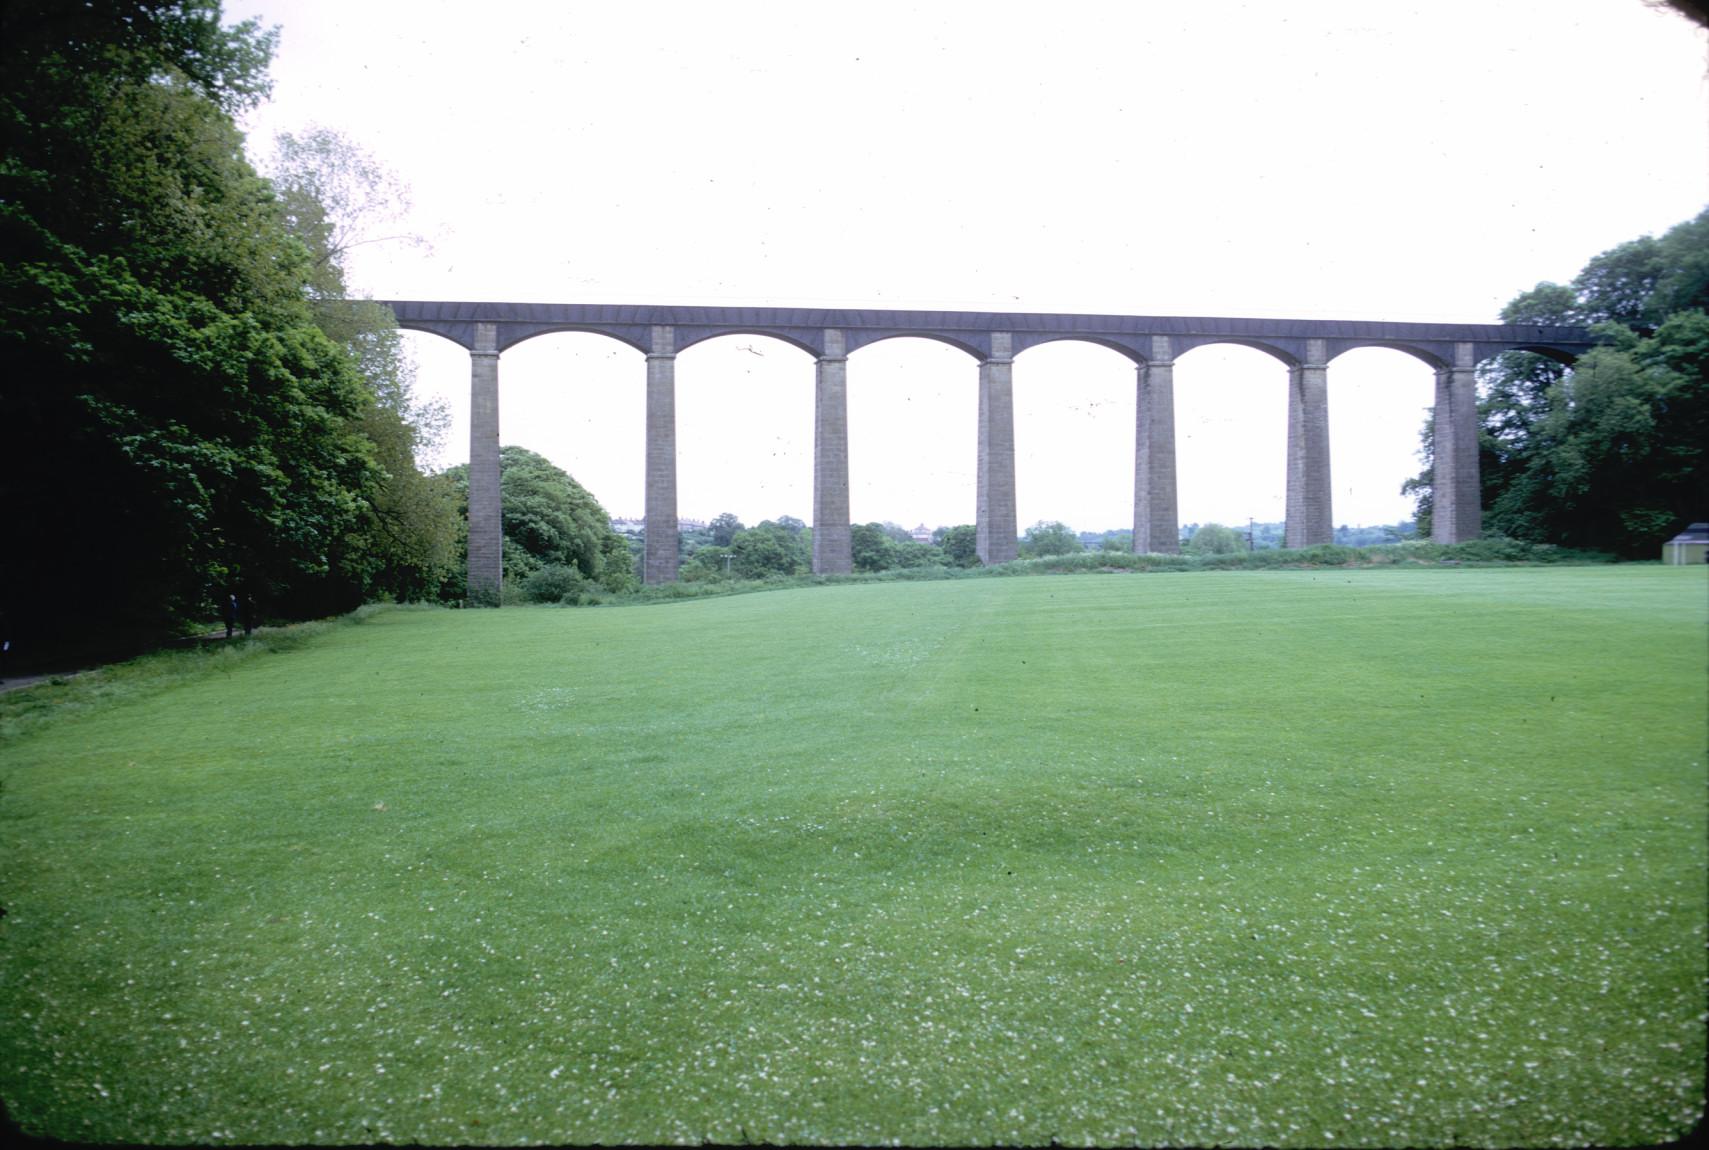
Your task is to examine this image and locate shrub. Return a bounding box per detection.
[522,564,592,604]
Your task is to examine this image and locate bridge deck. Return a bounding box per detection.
[379,300,1595,367]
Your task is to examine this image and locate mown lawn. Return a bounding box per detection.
[1,567,1704,1147]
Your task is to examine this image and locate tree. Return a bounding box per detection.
[264,126,425,301]
[731,521,807,579]
[1651,209,1709,319]
[937,524,980,567]
[263,129,457,607]
[1185,522,1243,554]
[1406,208,1709,554]
[710,512,745,547]
[1019,521,1082,558]
[1573,237,1666,332]
[890,540,942,568]
[1646,2,1707,31]
[679,544,734,582]
[1485,314,1709,553]
[442,447,634,595]
[850,523,898,572]
[0,1,406,647]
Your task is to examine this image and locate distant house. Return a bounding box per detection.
[911,523,933,544]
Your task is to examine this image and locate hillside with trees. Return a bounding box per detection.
[0,0,459,660]
[1406,210,1708,555]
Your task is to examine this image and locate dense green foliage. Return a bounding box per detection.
[709,511,745,547]
[0,1,456,656]
[680,517,972,580]
[1183,521,1243,554]
[440,446,634,602]
[934,523,981,566]
[676,517,1428,581]
[2,569,1702,1145]
[848,522,937,571]
[1019,519,1082,557]
[264,128,459,608]
[1408,209,1708,554]
[680,516,810,580]
[731,517,811,579]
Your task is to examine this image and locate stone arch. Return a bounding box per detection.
[1009,338,1139,534]
[1329,341,1448,371]
[1323,346,1438,533]
[391,321,477,352]
[673,327,823,358]
[498,323,652,356]
[493,331,650,521]
[1172,342,1292,531]
[673,333,817,526]
[394,328,481,471]
[1011,332,1147,365]
[844,335,979,529]
[1499,343,1581,367]
[1175,337,1302,368]
[846,330,986,361]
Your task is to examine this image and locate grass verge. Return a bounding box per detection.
[0,607,386,745]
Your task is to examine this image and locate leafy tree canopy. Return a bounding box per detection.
[263,130,457,607]
[731,521,809,579]
[709,512,745,547]
[1019,521,1082,558]
[1,1,404,646]
[1184,522,1243,555]
[850,523,898,572]
[442,447,634,595]
[1407,207,1708,554]
[935,524,980,567]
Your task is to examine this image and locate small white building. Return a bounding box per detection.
[1663,522,1708,564]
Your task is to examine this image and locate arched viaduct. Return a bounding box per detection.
[380,301,1595,594]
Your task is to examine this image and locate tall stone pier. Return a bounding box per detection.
[644,325,678,585]
[1431,342,1482,544]
[1133,335,1180,554]
[812,329,852,575]
[380,301,1593,597]
[467,321,503,598]
[1284,339,1333,549]
[976,332,1018,564]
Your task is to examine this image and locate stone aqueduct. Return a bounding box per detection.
[382,301,1595,593]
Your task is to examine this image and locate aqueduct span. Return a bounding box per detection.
[381,301,1595,593]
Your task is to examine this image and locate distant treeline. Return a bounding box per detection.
[1078,521,1417,553]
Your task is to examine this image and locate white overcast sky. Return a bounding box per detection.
[226,0,1709,532]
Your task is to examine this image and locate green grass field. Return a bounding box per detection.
[2,567,1704,1147]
